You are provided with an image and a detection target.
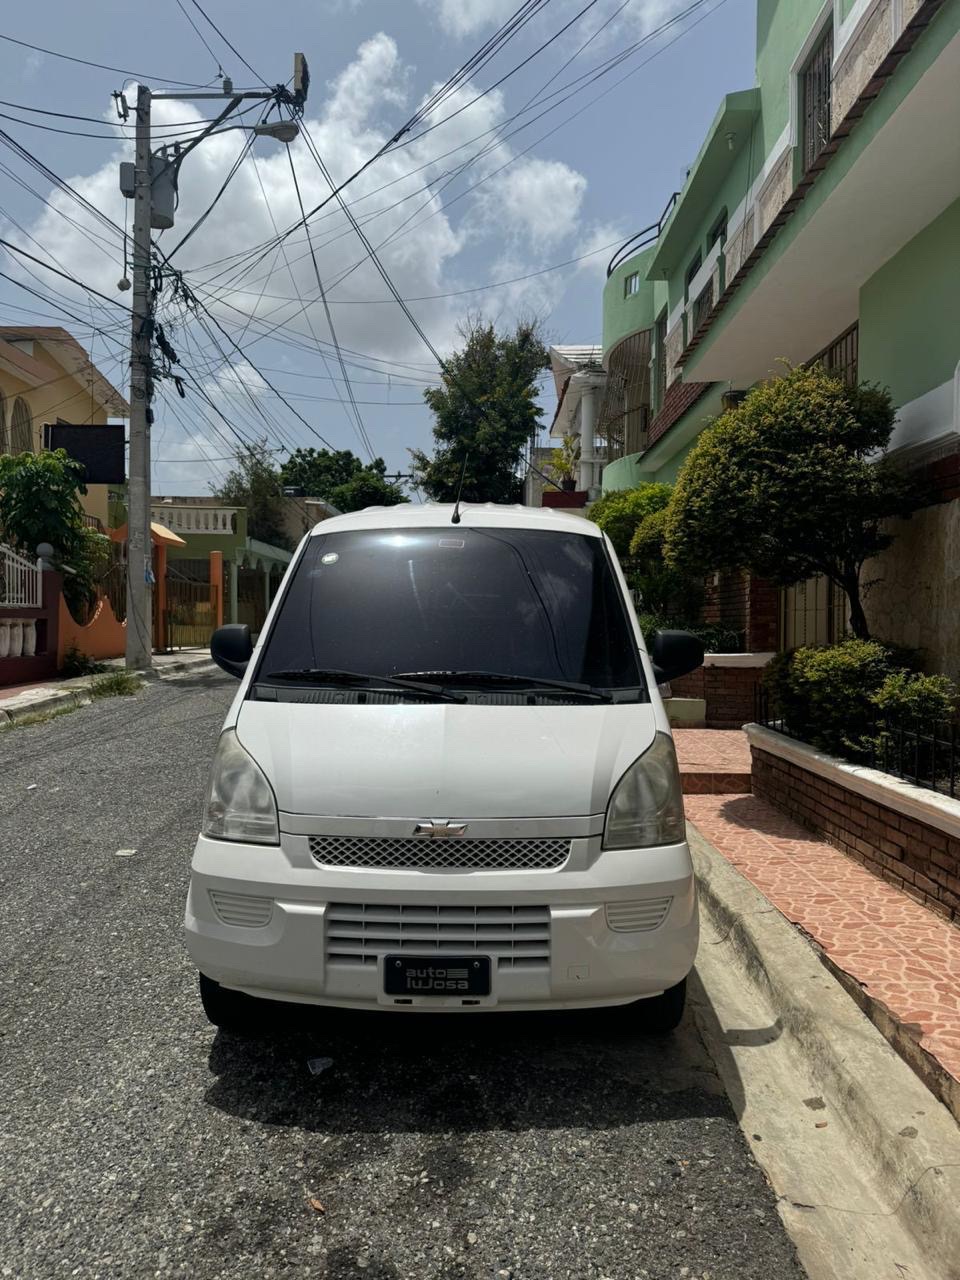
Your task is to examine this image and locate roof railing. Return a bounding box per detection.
[606,191,680,278]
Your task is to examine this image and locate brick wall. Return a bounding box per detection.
[752,746,960,924]
[671,664,762,728]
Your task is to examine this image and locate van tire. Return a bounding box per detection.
[199,972,266,1035]
[640,977,686,1032]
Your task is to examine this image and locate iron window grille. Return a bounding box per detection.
[691,278,714,334]
[802,23,834,171]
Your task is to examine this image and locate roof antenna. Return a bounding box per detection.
[450,451,469,525]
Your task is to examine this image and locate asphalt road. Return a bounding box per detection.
[0,674,806,1280]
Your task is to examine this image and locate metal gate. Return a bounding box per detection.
[164,577,220,649]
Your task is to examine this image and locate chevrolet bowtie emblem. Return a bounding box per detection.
[413,820,468,839]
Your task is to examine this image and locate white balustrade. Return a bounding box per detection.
[151,505,239,535]
[0,543,43,610]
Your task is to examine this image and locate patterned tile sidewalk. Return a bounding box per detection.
[674,729,752,793]
[685,791,960,1097]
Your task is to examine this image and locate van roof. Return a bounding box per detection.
[307,502,603,538]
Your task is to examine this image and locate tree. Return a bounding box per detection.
[664,365,918,639]
[280,448,406,512]
[215,440,292,550]
[0,449,107,614]
[589,483,673,557]
[410,318,549,503]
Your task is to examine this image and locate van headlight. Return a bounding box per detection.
[603,732,685,850]
[201,729,279,845]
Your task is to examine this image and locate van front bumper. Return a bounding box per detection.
[184,835,698,1012]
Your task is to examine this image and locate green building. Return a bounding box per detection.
[598,0,960,672]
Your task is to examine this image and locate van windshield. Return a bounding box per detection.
[257,526,644,692]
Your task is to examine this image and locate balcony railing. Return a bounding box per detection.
[151,504,240,535]
[607,192,680,278]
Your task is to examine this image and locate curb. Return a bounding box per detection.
[688,821,960,1266]
[0,656,216,723]
[0,688,91,725]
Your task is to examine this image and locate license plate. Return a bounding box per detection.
[383,955,491,997]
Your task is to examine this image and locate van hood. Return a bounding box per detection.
[234,701,659,820]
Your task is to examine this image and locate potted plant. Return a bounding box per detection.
[549,434,580,492]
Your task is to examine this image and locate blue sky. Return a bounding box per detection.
[0,0,756,494]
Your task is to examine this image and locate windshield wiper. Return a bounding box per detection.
[262,668,466,702]
[394,669,614,701]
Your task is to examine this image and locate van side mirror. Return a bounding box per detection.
[649,629,704,684]
[211,624,252,679]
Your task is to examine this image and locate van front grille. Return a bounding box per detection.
[309,834,570,872]
[325,902,551,970]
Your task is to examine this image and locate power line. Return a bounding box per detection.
[187,0,267,85]
[0,31,214,87]
[173,0,225,78]
[284,144,374,459]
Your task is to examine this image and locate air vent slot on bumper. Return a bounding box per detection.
[605,897,672,933]
[209,890,274,928]
[325,902,551,970]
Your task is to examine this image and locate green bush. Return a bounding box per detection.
[763,639,894,758]
[61,646,107,678]
[871,670,957,723]
[764,641,958,762]
[590,484,673,558]
[638,612,741,654]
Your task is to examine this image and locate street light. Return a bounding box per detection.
[253,120,300,143]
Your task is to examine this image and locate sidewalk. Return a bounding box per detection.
[682,734,960,1123]
[0,648,216,720]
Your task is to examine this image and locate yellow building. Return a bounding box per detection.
[0,326,129,527]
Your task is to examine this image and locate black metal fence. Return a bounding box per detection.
[754,685,960,798]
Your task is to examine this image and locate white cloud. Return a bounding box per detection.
[474,157,586,250]
[418,0,693,39]
[9,31,597,403]
[416,0,518,38]
[573,220,627,280]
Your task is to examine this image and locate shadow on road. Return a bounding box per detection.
[203,977,745,1135]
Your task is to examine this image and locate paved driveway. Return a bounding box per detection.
[0,674,804,1279]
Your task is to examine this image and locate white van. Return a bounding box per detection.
[184,503,704,1032]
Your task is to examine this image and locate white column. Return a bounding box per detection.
[578,379,599,497]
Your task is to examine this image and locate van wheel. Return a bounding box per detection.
[199,972,266,1035]
[640,978,686,1033]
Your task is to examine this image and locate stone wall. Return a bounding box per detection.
[723,211,755,281]
[752,741,960,925]
[755,149,793,241]
[862,497,960,679]
[834,0,895,125]
[664,318,685,387]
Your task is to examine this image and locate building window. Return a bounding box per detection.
[684,250,702,298]
[10,397,33,454]
[708,210,727,249]
[0,391,6,454]
[623,271,640,298]
[801,22,833,171]
[780,576,846,649]
[654,311,668,412]
[809,322,859,387]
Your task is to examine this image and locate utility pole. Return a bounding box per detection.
[125,82,154,671]
[120,58,308,671]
